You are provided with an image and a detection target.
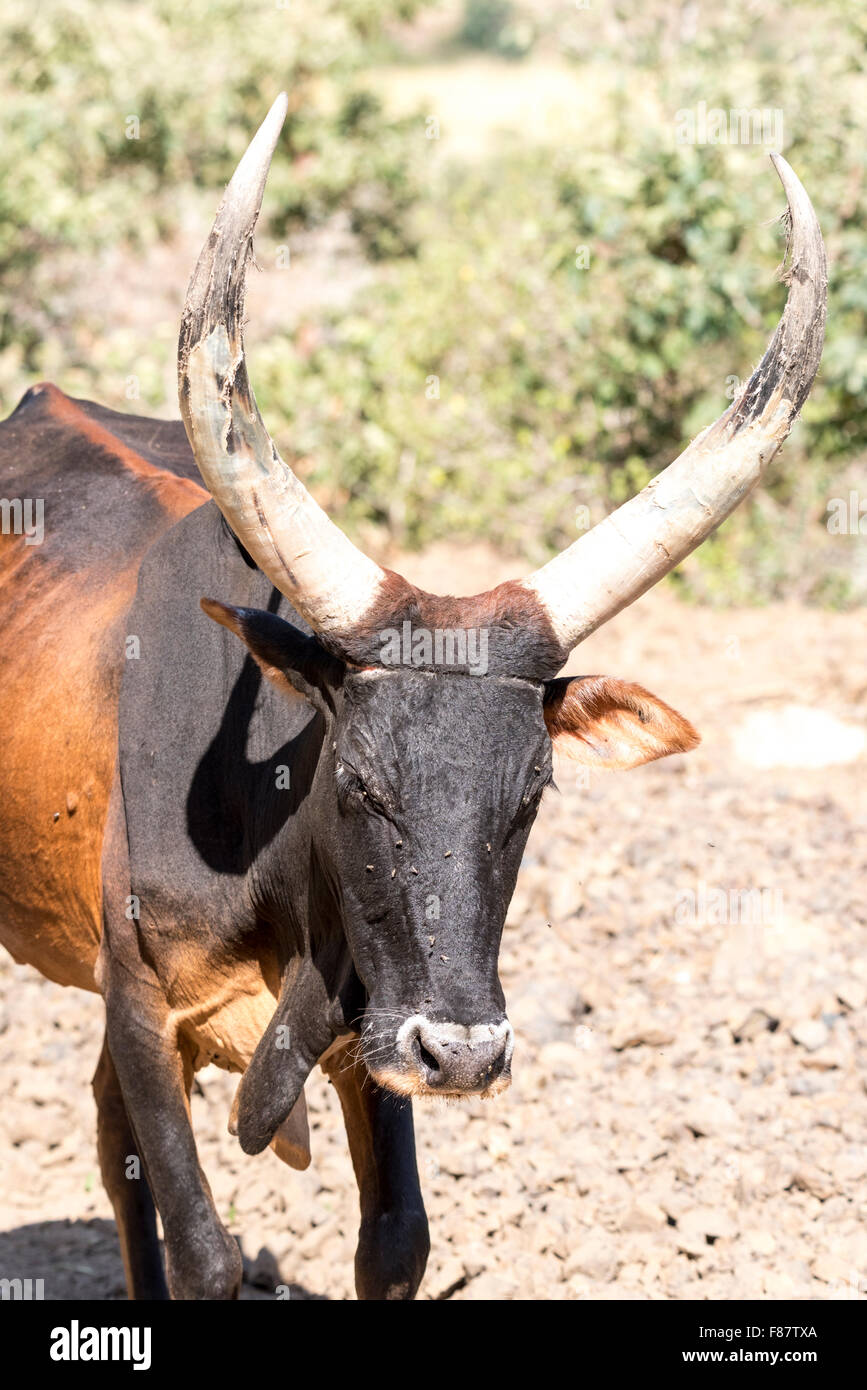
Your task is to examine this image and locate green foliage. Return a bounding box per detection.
[459,2,535,59]
[0,0,423,366]
[1,0,865,606]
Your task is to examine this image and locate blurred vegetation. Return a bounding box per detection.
[0,0,423,365]
[459,0,536,57]
[1,0,865,605]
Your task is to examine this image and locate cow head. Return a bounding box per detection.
[180,97,826,1099]
[201,594,698,1097]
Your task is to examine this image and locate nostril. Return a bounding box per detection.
[487,1047,506,1080]
[417,1039,440,1074]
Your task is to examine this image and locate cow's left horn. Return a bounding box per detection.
[179,93,386,641]
[519,153,827,649]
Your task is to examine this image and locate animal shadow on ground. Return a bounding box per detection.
[0,1218,327,1300]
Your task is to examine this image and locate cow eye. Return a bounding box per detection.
[336,762,389,818]
[336,762,365,802]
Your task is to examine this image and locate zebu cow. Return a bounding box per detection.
[0,95,826,1299]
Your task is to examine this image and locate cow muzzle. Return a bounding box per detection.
[368,1014,514,1098]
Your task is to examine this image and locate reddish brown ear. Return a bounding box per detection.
[543,675,699,770]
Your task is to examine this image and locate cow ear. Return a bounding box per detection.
[201,598,344,714]
[543,675,699,770]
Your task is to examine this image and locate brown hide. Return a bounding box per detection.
[0,384,207,989]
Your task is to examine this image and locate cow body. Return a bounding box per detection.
[0,382,692,1300]
[0,383,372,1127]
[0,384,434,1298]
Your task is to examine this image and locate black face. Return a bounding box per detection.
[321,668,553,1098]
[208,593,696,1121]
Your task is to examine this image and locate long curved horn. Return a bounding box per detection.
[520,154,827,650]
[178,93,386,641]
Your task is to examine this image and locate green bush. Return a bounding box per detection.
[460,2,513,51]
[459,0,535,58]
[0,0,424,370]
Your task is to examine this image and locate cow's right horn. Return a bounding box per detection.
[518,154,827,650]
[178,93,387,643]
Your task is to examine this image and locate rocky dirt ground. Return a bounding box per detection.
[1,548,866,1301]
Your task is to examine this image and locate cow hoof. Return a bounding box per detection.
[355,1209,430,1300]
[166,1228,243,1301]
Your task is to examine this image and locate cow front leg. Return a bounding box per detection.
[100,777,241,1301]
[93,1034,169,1299]
[322,1044,429,1300]
[103,985,242,1301]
